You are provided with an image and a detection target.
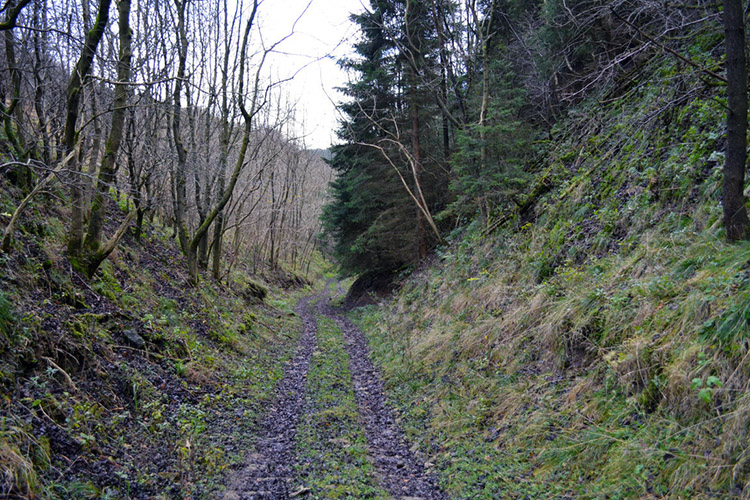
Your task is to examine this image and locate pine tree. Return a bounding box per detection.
[323,0,448,275]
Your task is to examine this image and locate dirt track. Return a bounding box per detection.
[222,284,445,499]
[222,293,319,499]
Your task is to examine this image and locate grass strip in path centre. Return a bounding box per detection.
[292,314,389,499]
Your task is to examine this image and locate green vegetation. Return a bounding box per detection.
[349,41,750,498]
[0,187,321,498]
[4,0,750,498]
[294,315,388,499]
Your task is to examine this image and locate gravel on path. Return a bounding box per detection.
[223,283,446,500]
[222,294,319,500]
[319,297,447,500]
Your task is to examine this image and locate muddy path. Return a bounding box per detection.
[223,283,445,499]
[222,293,320,499]
[318,295,446,500]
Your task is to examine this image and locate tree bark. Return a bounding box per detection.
[722,0,749,240]
[410,87,427,260]
[3,30,28,160]
[170,0,190,258]
[0,0,31,31]
[82,0,132,264]
[64,0,112,258]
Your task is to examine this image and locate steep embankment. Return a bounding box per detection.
[0,194,316,498]
[351,42,750,499]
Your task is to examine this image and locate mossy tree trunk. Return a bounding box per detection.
[81,0,133,277]
[64,0,112,259]
[170,0,191,259]
[1,0,35,190]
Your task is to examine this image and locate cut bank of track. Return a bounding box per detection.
[224,284,445,499]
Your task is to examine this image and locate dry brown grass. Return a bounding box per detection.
[0,433,38,498]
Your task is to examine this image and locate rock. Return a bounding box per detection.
[242,279,268,303]
[123,328,146,348]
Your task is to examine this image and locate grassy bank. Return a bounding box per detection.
[0,189,324,498]
[350,46,750,499]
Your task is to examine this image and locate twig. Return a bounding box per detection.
[112,344,183,362]
[1,150,76,252]
[42,356,78,392]
[611,7,727,84]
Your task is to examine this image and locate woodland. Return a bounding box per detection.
[2,0,750,498]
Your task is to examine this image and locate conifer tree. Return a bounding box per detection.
[323,0,449,276]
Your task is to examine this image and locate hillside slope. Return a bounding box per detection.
[0,192,318,498]
[351,39,750,499]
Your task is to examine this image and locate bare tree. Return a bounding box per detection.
[64,0,112,259]
[78,0,135,277]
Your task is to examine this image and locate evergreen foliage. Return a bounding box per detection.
[446,60,534,221]
[322,0,449,275]
[323,0,723,278]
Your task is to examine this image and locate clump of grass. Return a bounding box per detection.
[0,420,41,498]
[0,292,14,338]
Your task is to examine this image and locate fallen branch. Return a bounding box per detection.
[84,209,137,277]
[42,356,78,392]
[611,8,727,84]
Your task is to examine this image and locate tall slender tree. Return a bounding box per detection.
[64,0,112,259]
[722,0,749,240]
[78,0,135,277]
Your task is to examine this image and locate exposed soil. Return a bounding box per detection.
[319,300,446,500]
[342,272,396,309]
[222,293,319,499]
[224,283,445,500]
[0,210,240,498]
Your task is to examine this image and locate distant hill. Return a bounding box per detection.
[308,148,333,161]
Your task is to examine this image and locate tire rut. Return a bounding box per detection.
[319,290,446,500]
[222,293,320,500]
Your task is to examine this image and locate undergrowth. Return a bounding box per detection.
[0,188,323,498]
[351,47,750,499]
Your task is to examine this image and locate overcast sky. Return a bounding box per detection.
[255,0,365,150]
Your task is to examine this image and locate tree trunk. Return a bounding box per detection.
[135,207,145,242]
[64,0,112,258]
[411,92,428,260]
[83,0,132,257]
[211,211,224,280]
[211,0,233,282]
[170,0,190,256]
[32,0,51,165]
[3,30,29,163]
[722,0,749,240]
[81,0,133,277]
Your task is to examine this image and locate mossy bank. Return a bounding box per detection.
[0,188,327,498]
[351,40,750,500]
